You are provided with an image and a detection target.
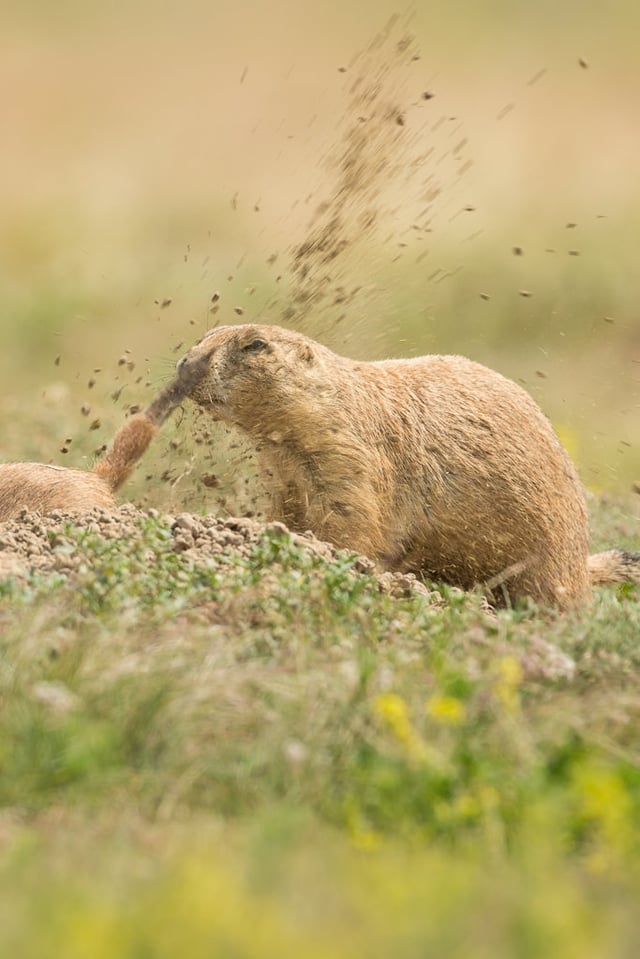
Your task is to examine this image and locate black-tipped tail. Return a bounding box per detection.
[588,549,640,586]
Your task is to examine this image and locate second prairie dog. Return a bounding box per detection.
[180,323,639,608]
[0,350,210,522]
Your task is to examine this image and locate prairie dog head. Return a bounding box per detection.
[178,324,334,434]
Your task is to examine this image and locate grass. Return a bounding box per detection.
[1,499,639,956]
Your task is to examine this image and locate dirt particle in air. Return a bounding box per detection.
[201,473,220,488]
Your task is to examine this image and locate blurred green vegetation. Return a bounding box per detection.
[0,506,639,956]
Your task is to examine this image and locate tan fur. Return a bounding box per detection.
[0,350,210,522]
[588,549,640,586]
[93,414,158,491]
[0,463,116,518]
[180,323,639,608]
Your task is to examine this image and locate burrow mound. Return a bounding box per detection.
[0,505,580,682]
[0,504,436,601]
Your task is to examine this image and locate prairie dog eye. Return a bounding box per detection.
[241,338,269,353]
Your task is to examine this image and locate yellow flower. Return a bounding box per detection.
[574,761,632,859]
[373,693,426,763]
[374,692,409,727]
[425,694,466,726]
[453,792,480,819]
[494,655,522,714]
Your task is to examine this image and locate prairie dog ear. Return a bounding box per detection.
[298,343,314,364]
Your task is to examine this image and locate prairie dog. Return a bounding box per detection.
[179,323,640,607]
[0,350,209,521]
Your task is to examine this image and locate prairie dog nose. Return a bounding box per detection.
[174,349,211,389]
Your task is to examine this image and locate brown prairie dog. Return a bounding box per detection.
[0,350,209,522]
[179,323,640,608]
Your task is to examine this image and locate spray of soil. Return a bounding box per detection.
[265,14,475,347]
[179,16,477,515]
[2,19,477,524]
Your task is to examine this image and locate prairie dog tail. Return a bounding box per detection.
[588,549,640,586]
[92,413,158,491]
[92,350,210,492]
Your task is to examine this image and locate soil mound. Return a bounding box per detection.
[0,505,435,601]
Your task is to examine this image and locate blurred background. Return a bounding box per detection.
[1,0,639,510]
